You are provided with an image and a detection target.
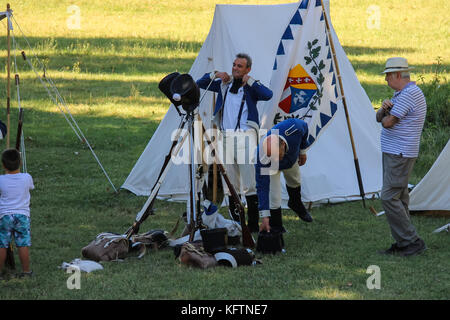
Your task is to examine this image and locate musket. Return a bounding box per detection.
[125,114,189,239]
[15,106,23,151]
[201,126,255,249]
[125,134,185,239]
[222,163,255,248]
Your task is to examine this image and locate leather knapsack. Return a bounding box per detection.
[81,233,129,262]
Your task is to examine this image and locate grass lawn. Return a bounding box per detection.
[0,0,448,301]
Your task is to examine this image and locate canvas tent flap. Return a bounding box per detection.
[409,139,450,212]
[121,1,382,204]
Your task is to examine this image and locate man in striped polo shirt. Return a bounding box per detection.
[376,57,427,257]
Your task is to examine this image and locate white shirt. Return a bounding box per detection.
[222,86,249,131]
[0,173,34,218]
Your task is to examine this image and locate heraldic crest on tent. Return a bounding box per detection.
[270,0,339,147]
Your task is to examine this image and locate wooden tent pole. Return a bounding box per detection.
[320,0,366,207]
[4,3,16,271]
[6,3,11,148]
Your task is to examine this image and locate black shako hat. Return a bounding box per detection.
[158,72,200,112]
[256,228,284,254]
[200,228,228,254]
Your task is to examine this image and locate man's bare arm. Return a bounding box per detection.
[381,114,399,128]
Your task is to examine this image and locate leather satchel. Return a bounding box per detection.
[81,233,129,262]
[178,242,217,269]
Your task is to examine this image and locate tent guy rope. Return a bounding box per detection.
[1,6,118,193]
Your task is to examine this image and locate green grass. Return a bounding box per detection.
[0,0,448,300]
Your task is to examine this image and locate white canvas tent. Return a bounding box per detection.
[410,139,450,213]
[122,1,383,205]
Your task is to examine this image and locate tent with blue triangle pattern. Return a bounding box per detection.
[122,0,382,206]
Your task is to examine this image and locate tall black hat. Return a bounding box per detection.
[256,229,284,254]
[200,228,228,254]
[158,72,200,112]
[158,72,182,106]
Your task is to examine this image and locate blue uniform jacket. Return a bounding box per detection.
[196,72,273,131]
[255,118,310,213]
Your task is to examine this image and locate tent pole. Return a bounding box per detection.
[320,0,366,207]
[4,3,16,271]
[6,4,11,148]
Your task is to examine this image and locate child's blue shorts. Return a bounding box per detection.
[0,214,31,248]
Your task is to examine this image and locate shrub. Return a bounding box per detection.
[418,57,449,130]
[413,58,449,182]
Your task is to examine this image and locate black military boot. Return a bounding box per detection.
[269,207,285,232]
[245,195,259,233]
[286,185,313,222]
[269,207,285,248]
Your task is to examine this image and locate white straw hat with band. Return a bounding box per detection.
[382,57,414,74]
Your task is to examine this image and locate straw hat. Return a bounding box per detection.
[381,57,414,74]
